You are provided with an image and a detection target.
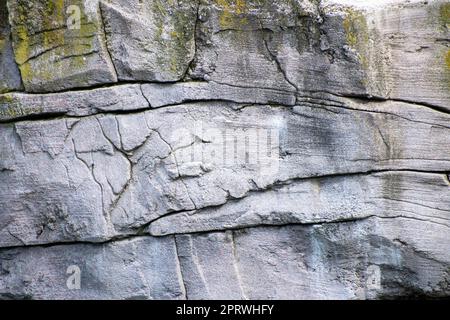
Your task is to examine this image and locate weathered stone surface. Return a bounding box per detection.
[235,219,449,299]
[0,117,117,247]
[0,81,296,122]
[7,0,117,92]
[100,0,197,82]
[141,81,296,108]
[187,0,390,97]
[150,171,450,236]
[175,232,245,300]
[0,0,22,93]
[0,84,148,121]
[0,0,449,300]
[2,99,450,247]
[1,218,447,299]
[0,236,185,299]
[327,0,450,108]
[171,218,450,299]
[376,0,450,108]
[189,0,320,92]
[187,0,449,108]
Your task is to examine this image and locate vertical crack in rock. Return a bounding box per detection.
[139,84,152,109]
[96,116,132,223]
[1,0,450,300]
[0,0,23,93]
[446,174,450,186]
[98,1,119,81]
[114,116,124,150]
[105,116,136,217]
[7,229,26,246]
[230,231,248,300]
[132,241,153,299]
[391,236,448,269]
[174,236,188,300]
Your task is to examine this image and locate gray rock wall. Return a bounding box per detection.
[0,0,449,299]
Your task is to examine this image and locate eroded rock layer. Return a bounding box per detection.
[0,0,449,299]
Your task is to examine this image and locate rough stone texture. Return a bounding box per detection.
[0,236,185,299]
[150,171,450,236]
[7,0,117,92]
[374,0,450,108]
[100,0,197,82]
[0,0,22,93]
[141,81,297,108]
[176,220,449,299]
[0,84,148,121]
[0,0,449,300]
[189,0,449,108]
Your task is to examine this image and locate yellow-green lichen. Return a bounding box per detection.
[342,8,370,69]
[216,0,249,29]
[0,93,15,104]
[439,2,450,28]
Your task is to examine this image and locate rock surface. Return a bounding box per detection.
[100,0,197,82]
[0,0,22,93]
[7,0,117,92]
[0,236,185,299]
[0,0,449,300]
